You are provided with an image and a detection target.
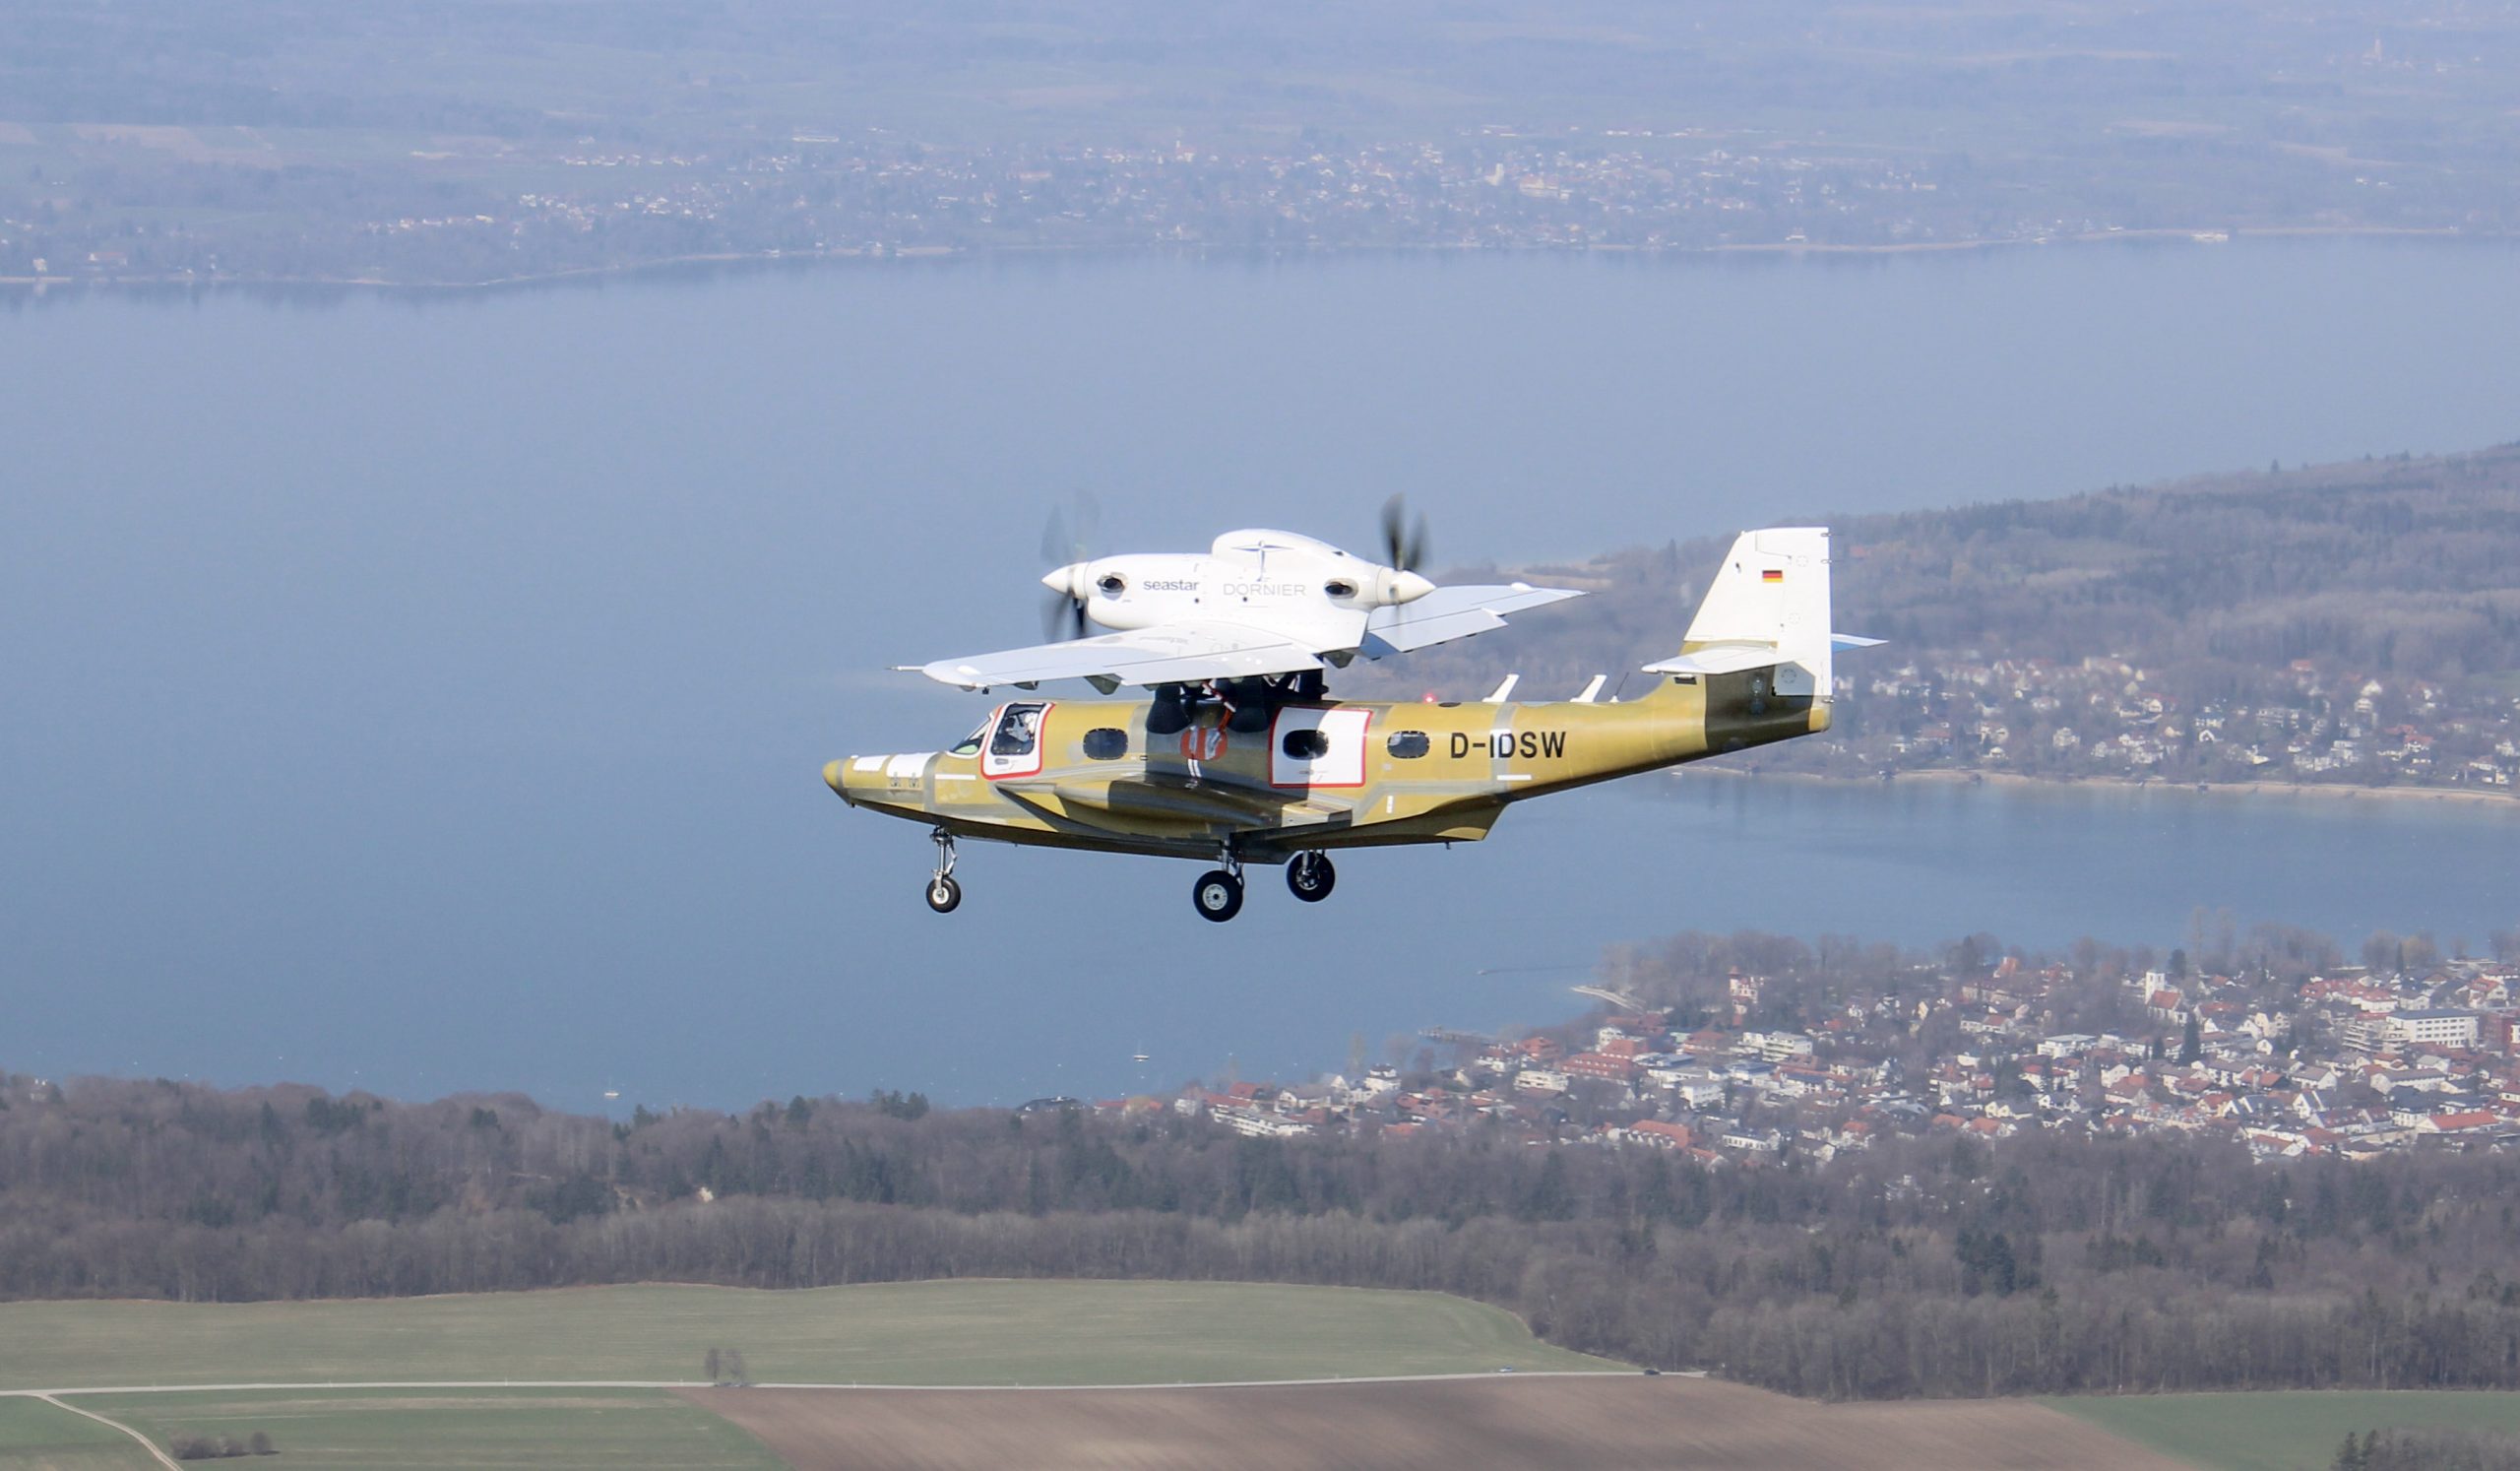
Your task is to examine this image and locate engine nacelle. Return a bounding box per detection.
[1040,531,1428,651]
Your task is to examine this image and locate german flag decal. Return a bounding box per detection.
[1761,568,1785,582]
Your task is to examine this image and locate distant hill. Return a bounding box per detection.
[1372,443,2520,788]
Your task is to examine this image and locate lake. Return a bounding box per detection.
[3,241,2517,1110]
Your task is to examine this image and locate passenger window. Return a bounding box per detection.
[1082,728,1127,761]
[1386,731,1430,759]
[1282,729,1331,760]
[991,703,1045,757]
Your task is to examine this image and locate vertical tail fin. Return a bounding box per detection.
[1643,527,1841,701]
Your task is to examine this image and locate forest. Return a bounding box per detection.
[5,1069,2519,1400]
[2350,1429,2520,1470]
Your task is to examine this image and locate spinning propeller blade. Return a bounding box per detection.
[1039,588,1089,641]
[1040,490,1102,640]
[1379,493,1430,573]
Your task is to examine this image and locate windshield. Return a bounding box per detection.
[947,721,987,758]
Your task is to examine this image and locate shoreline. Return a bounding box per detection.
[1680,764,2520,810]
[0,225,2495,295]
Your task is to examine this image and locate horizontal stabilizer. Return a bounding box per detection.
[1641,641,1781,677]
[1834,633,1886,650]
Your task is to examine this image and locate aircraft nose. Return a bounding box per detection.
[823,758,862,805]
[1390,570,1436,605]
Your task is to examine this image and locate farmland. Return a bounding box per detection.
[67,1388,782,1471]
[0,1281,1614,1390]
[0,1395,157,1470]
[696,1375,2193,1471]
[15,1283,2520,1468]
[2050,1389,2520,1471]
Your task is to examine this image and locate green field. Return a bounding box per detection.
[66,1388,781,1471]
[2048,1390,2520,1471]
[0,1281,1618,1390]
[0,1396,157,1470]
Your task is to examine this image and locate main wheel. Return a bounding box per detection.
[1287,851,1337,903]
[925,874,962,914]
[1192,869,1244,923]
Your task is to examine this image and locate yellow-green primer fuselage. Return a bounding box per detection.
[823,669,1826,864]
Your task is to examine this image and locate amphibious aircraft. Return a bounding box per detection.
[826,526,1876,921]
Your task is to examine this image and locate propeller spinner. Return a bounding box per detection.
[1039,493,1100,640]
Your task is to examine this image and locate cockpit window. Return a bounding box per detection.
[991,703,1045,757]
[948,722,987,758]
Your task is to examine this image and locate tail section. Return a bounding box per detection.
[1645,528,1873,702]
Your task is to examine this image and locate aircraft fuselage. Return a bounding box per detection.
[824,670,1826,864]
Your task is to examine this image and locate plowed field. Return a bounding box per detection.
[687,1375,2192,1470]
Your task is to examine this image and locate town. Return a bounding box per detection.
[0,122,2468,288]
[1810,651,2520,790]
[1159,929,2520,1165]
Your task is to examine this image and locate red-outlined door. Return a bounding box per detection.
[1270,706,1371,789]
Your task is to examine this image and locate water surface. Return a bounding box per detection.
[3,243,2516,1109]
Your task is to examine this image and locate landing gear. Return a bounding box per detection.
[1193,846,1245,923]
[1192,869,1244,922]
[925,828,962,915]
[1287,850,1337,903]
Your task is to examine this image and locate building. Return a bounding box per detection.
[2386,1010,2480,1049]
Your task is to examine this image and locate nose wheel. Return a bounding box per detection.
[925,828,962,915]
[1287,851,1337,902]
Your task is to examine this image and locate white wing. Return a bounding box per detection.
[915,584,1583,690]
[917,620,1324,691]
[1358,583,1584,657]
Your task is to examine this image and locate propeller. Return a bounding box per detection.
[1374,493,1438,621]
[1379,493,1430,574]
[1040,585,1088,642]
[1039,491,1101,640]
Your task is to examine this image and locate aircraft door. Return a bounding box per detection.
[982,701,1050,779]
[1271,707,1371,789]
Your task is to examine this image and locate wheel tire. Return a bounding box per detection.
[926,875,962,914]
[1287,852,1337,903]
[1192,869,1244,923]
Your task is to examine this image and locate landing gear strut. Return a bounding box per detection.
[1192,847,1245,923]
[925,828,962,914]
[1287,850,1336,903]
